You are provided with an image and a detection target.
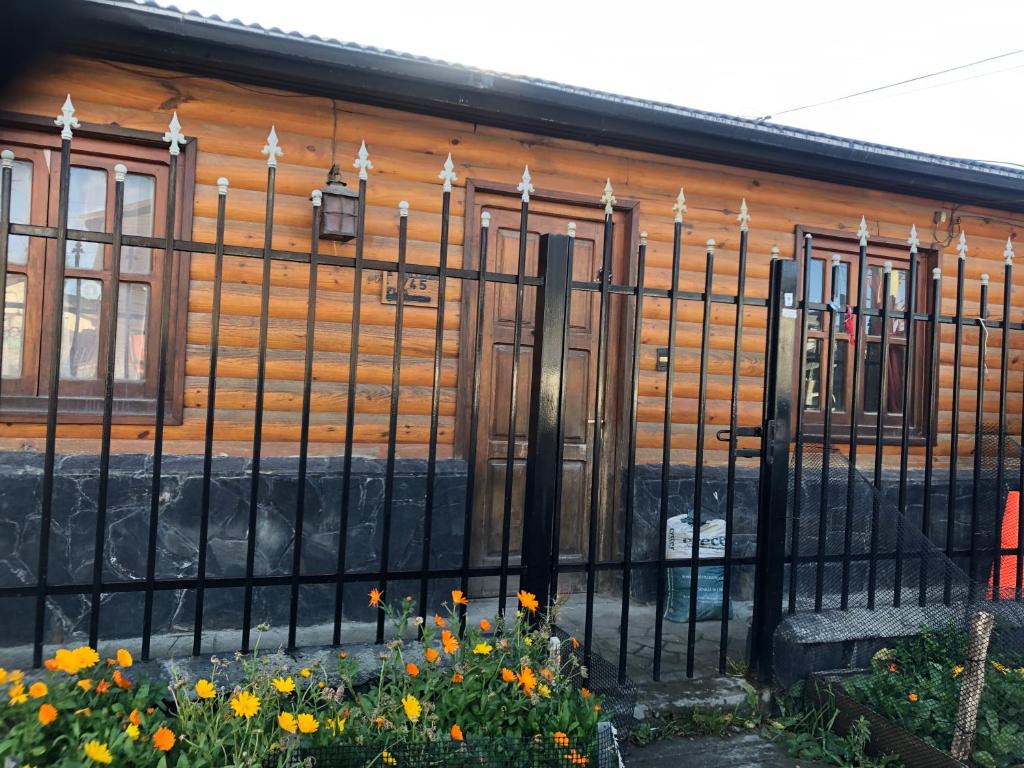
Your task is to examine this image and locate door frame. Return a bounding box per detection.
[456,178,641,576]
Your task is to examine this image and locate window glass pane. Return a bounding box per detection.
[115,282,149,381]
[889,269,908,338]
[60,278,102,380]
[863,342,881,414]
[122,173,154,274]
[2,274,26,378]
[887,345,906,414]
[8,160,32,266]
[66,167,107,269]
[864,266,907,336]
[803,338,822,411]
[831,339,847,412]
[834,263,849,310]
[807,258,824,330]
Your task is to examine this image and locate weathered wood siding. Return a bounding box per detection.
[1,55,1021,465]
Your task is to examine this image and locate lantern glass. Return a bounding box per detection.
[319,169,360,242]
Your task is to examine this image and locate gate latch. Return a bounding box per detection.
[715,425,762,459]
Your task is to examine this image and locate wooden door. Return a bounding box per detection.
[469,206,615,595]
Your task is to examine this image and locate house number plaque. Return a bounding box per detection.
[381,272,440,307]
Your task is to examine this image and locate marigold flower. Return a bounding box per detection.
[116,649,133,668]
[569,749,590,765]
[195,679,217,699]
[96,680,111,694]
[0,667,6,684]
[441,630,459,655]
[29,681,47,698]
[907,692,919,702]
[8,682,27,704]
[594,704,601,712]
[230,690,261,718]
[112,670,133,690]
[952,665,964,678]
[129,708,141,726]
[152,726,176,752]
[539,683,551,698]
[451,723,464,741]
[76,679,93,692]
[74,707,92,717]
[518,666,537,695]
[402,661,418,677]
[125,723,140,740]
[434,614,446,627]
[501,667,516,683]
[43,658,58,672]
[553,732,569,747]
[278,712,298,733]
[473,642,493,656]
[517,590,539,613]
[297,713,319,733]
[425,647,440,663]
[338,651,349,660]
[38,703,57,725]
[451,589,469,606]
[993,661,1008,674]
[524,636,533,646]
[402,693,421,722]
[369,588,384,607]
[300,668,311,678]
[271,676,295,694]
[580,687,591,698]
[374,715,388,729]
[571,637,581,650]
[480,618,491,632]
[451,672,464,683]
[540,667,554,681]
[382,751,397,766]
[7,670,22,684]
[83,740,113,764]
[887,663,898,673]
[54,649,80,675]
[71,646,100,671]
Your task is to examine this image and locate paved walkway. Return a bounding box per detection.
[621,733,817,767]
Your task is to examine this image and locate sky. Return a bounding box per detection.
[159,0,1024,166]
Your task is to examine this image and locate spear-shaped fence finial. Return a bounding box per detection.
[673,187,686,222]
[908,224,920,254]
[601,179,616,215]
[1004,236,1014,265]
[55,94,80,140]
[262,126,283,168]
[857,216,869,246]
[354,141,373,180]
[957,230,968,260]
[439,153,457,192]
[737,198,750,232]
[164,112,186,156]
[517,166,535,203]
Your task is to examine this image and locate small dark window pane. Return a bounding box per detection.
[887,345,906,414]
[803,338,822,410]
[60,278,102,380]
[66,167,107,269]
[864,342,881,414]
[9,160,32,266]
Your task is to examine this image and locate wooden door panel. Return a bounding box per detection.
[560,348,591,447]
[487,343,532,442]
[495,227,538,328]
[556,460,588,562]
[482,458,526,562]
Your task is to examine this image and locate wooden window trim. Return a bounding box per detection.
[793,226,937,446]
[0,114,195,425]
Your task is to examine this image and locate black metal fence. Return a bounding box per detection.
[0,98,1021,686]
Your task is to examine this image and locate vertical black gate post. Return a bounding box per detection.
[522,233,572,614]
[750,257,798,683]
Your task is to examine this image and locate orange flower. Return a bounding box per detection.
[451,589,469,606]
[517,590,539,613]
[580,687,591,698]
[43,658,58,672]
[888,663,899,673]
[406,662,420,677]
[338,651,349,660]
[434,614,446,627]
[441,630,459,655]
[569,749,590,765]
[96,680,111,694]
[594,704,601,712]
[116,649,133,668]
[152,726,176,752]
[571,637,581,650]
[29,681,47,698]
[553,732,569,747]
[451,723,464,741]
[518,666,537,695]
[908,692,919,702]
[540,667,554,681]
[369,588,384,607]
[479,618,491,632]
[425,647,440,663]
[112,670,133,690]
[129,708,141,726]
[38,703,58,725]
[451,672,464,684]
[501,667,516,683]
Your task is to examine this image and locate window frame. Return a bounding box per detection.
[0,114,194,425]
[793,226,937,446]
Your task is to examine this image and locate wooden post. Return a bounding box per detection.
[951,611,995,761]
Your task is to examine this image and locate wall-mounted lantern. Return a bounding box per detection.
[319,164,361,242]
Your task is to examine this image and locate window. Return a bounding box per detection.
[0,121,192,423]
[796,228,934,443]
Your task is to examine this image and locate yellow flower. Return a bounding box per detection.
[8,682,27,705]
[952,665,964,678]
[195,679,216,699]
[28,682,47,699]
[473,642,493,656]
[300,668,312,678]
[524,636,533,647]
[77,679,93,692]
[278,712,298,733]
[0,668,6,684]
[297,713,319,733]
[402,694,421,722]
[38,703,57,725]
[7,670,23,684]
[83,740,112,764]
[116,649,133,668]
[125,723,140,740]
[327,716,347,734]
[993,661,1008,674]
[54,650,80,675]
[382,751,397,766]
[71,647,100,671]
[538,683,551,698]
[230,690,260,719]
[272,676,295,694]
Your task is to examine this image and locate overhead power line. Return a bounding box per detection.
[753,48,1024,122]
